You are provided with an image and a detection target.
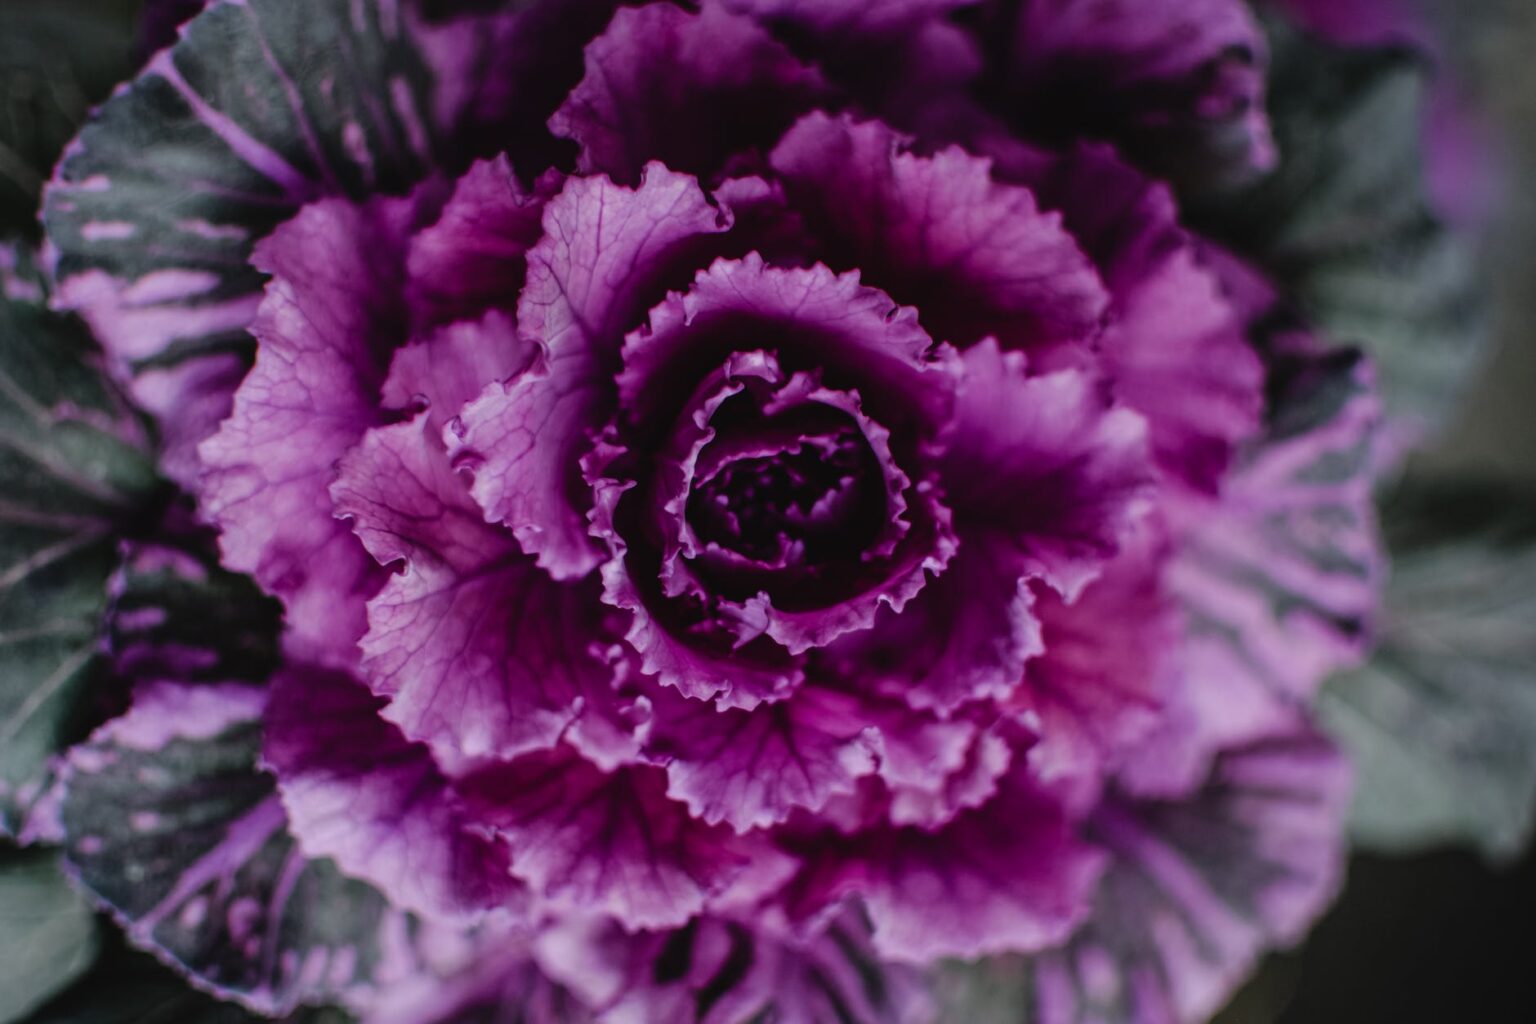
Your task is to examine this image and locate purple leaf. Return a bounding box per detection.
[333,413,619,766]
[770,112,1110,354]
[552,2,835,185]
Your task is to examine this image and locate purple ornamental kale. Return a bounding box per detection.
[41,1,1384,1021]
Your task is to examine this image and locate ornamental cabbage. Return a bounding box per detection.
[38,1,1385,1021]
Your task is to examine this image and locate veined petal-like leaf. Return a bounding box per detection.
[1320,481,1536,860]
[1122,345,1381,795]
[59,682,418,1015]
[0,244,160,839]
[934,727,1350,1024]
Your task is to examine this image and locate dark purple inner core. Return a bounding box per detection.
[688,424,878,565]
[677,389,897,612]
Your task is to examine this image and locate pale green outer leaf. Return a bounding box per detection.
[0,849,99,1024]
[930,955,1033,1024]
[1190,20,1486,438]
[1320,482,1536,860]
[0,244,160,837]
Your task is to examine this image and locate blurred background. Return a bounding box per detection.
[1,1,1533,1021]
[1221,1,1536,1020]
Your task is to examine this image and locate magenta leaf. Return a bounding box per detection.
[462,746,789,930]
[262,664,523,922]
[449,165,733,580]
[770,112,1109,353]
[333,413,619,765]
[198,195,428,663]
[552,2,834,184]
[989,0,1274,189]
[1128,347,1382,793]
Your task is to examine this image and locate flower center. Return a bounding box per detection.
[688,424,879,566]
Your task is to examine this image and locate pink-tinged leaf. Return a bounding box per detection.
[785,773,1103,961]
[1020,727,1350,1024]
[1186,25,1485,445]
[262,663,523,922]
[827,530,1044,714]
[1012,517,1181,810]
[106,524,283,688]
[128,351,255,489]
[198,196,425,664]
[58,682,419,1014]
[1318,481,1536,860]
[332,414,619,767]
[1124,348,1383,795]
[552,2,835,185]
[940,340,1155,600]
[649,685,881,833]
[405,156,556,331]
[461,746,790,930]
[448,165,732,580]
[0,244,159,840]
[365,931,594,1024]
[994,143,1264,491]
[992,0,1274,187]
[769,113,1109,353]
[380,311,540,432]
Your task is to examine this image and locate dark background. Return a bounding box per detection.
[2,1,1534,1021]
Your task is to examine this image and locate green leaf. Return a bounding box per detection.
[20,927,353,1024]
[0,1,139,238]
[0,848,99,1024]
[107,521,284,685]
[930,956,1033,1024]
[59,682,418,1015]
[1189,20,1486,437]
[1319,481,1536,860]
[23,933,353,1024]
[0,244,161,837]
[43,0,449,388]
